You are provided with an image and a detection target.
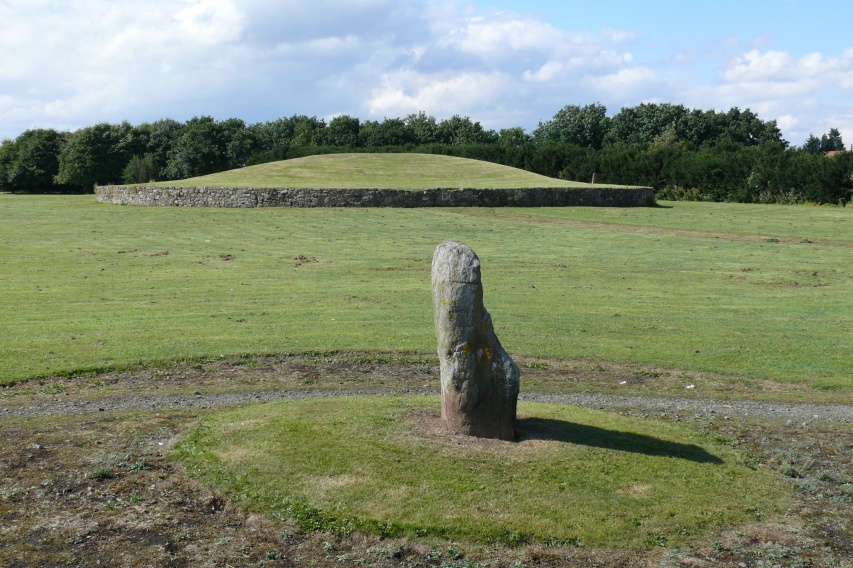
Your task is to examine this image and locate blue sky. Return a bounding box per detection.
[1,0,851,145]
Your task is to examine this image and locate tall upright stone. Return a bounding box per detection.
[431,241,520,441]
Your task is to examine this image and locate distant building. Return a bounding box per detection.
[826,145,853,158]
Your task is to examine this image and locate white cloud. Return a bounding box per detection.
[174,0,246,45]
[0,0,851,146]
[679,48,853,142]
[776,114,799,133]
[523,61,565,82]
[368,70,509,118]
[723,49,849,82]
[1,0,653,138]
[584,67,664,100]
[447,14,564,55]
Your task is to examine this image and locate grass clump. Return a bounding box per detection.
[176,396,789,550]
[89,467,115,480]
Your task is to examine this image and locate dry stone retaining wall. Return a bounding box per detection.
[96,184,656,208]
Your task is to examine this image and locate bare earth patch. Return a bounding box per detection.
[1,354,852,566]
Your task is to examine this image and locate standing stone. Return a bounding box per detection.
[431,241,520,441]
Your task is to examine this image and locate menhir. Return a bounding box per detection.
[431,241,520,441]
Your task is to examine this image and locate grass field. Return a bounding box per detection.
[3,187,853,565]
[142,153,616,189]
[177,396,788,550]
[1,194,851,395]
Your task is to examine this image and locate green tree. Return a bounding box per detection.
[802,134,822,155]
[605,104,786,148]
[533,103,610,149]
[605,103,688,146]
[292,117,324,146]
[247,115,325,151]
[435,115,498,145]
[220,118,258,169]
[164,116,229,180]
[122,154,159,184]
[142,119,184,180]
[498,127,530,147]
[323,115,361,147]
[55,123,132,190]
[404,112,438,145]
[0,139,16,191]
[2,129,69,192]
[251,118,295,149]
[359,118,413,147]
[719,108,786,147]
[820,128,844,152]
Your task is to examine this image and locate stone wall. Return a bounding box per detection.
[95,184,656,208]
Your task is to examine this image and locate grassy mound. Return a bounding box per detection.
[177,396,789,550]
[145,153,611,189]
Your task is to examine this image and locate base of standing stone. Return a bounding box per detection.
[441,389,518,441]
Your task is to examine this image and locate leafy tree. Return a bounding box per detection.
[0,139,16,191]
[161,116,254,179]
[248,115,325,150]
[122,153,159,184]
[359,118,413,147]
[435,115,498,145]
[498,127,530,147]
[164,116,229,180]
[2,129,69,192]
[292,116,325,146]
[802,134,822,155]
[252,118,295,149]
[604,104,786,148]
[144,119,184,180]
[718,107,786,147]
[533,103,610,149]
[323,115,361,147]
[404,112,438,145]
[220,118,258,169]
[55,123,132,190]
[820,128,844,152]
[605,103,688,146]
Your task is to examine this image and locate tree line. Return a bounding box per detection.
[1,103,851,204]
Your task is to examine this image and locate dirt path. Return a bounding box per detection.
[4,387,852,424]
[3,352,850,421]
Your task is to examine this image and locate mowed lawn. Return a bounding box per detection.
[1,194,851,393]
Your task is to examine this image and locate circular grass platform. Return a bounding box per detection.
[177,396,788,550]
[96,154,655,207]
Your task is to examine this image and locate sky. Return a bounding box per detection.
[1,0,852,145]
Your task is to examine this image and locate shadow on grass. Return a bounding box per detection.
[517,417,723,464]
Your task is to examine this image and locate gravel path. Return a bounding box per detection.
[3,388,852,423]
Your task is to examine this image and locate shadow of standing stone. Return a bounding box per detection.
[431,241,520,441]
